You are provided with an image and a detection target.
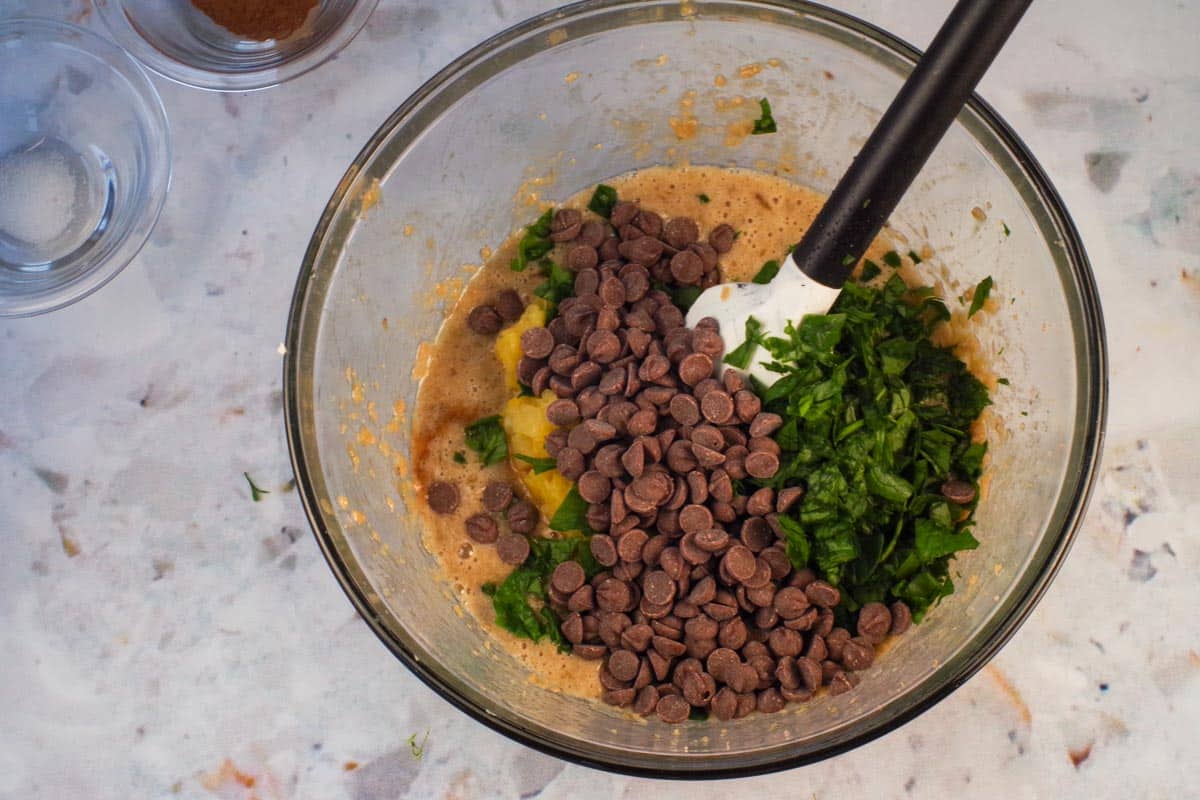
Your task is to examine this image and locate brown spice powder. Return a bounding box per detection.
[192,0,318,41]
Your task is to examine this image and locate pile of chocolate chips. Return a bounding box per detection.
[467,199,912,723]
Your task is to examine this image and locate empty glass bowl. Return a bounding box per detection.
[94,0,379,91]
[283,0,1106,776]
[0,18,170,318]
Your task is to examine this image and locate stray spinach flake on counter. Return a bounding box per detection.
[465,415,508,466]
[483,535,599,648]
[747,273,991,622]
[243,472,270,502]
[751,97,777,135]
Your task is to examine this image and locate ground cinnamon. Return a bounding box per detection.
[191,0,318,41]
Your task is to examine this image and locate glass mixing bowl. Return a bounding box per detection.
[284,0,1106,777]
[94,0,378,91]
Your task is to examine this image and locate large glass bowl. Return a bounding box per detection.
[284,0,1106,777]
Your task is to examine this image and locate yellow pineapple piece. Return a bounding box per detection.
[494,299,548,394]
[500,391,573,521]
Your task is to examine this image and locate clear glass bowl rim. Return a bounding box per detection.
[282,0,1108,778]
[0,17,171,318]
[92,0,381,92]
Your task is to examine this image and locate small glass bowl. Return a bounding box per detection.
[94,0,380,91]
[0,18,170,318]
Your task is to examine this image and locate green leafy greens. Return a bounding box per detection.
[482,534,599,649]
[243,472,270,502]
[722,316,765,369]
[513,453,557,474]
[749,272,991,622]
[752,260,781,284]
[587,184,619,218]
[464,415,508,466]
[968,276,993,318]
[751,98,777,135]
[510,209,554,273]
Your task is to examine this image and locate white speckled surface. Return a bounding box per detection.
[1,0,1197,797]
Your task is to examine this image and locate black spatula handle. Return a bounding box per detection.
[794,0,1033,287]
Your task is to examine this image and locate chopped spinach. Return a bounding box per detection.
[549,485,592,533]
[697,193,711,204]
[882,250,902,268]
[750,272,990,621]
[483,534,599,648]
[751,98,777,135]
[452,450,467,464]
[968,276,993,318]
[513,453,557,474]
[587,184,618,219]
[464,415,508,466]
[532,259,575,315]
[510,209,554,272]
[722,316,765,369]
[752,259,781,284]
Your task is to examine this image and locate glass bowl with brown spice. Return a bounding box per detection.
[94,0,379,91]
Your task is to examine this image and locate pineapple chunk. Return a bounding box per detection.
[494,300,548,394]
[500,392,573,520]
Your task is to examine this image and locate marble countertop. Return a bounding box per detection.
[2,0,1197,797]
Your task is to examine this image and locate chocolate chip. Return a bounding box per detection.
[550,208,583,242]
[772,586,809,620]
[749,412,784,438]
[546,398,581,427]
[461,513,498,546]
[776,486,804,513]
[496,532,530,565]
[467,305,503,334]
[555,446,586,481]
[495,289,525,322]
[482,481,514,513]
[804,580,840,609]
[607,649,640,682]
[700,390,735,424]
[717,617,748,650]
[744,451,780,479]
[890,601,913,635]
[708,223,736,253]
[610,200,639,227]
[721,545,756,583]
[694,528,730,553]
[507,500,538,534]
[590,535,618,568]
[825,629,851,663]
[669,250,704,285]
[634,209,663,238]
[856,602,892,644]
[596,578,633,612]
[548,560,586,595]
[655,693,691,724]
[520,326,556,362]
[757,687,785,714]
[578,220,607,249]
[427,481,459,514]
[577,470,613,504]
[617,528,649,562]
[841,637,875,671]
[573,643,607,660]
[567,585,595,612]
[941,478,977,505]
[677,352,714,387]
[567,244,599,271]
[618,236,664,265]
[662,216,700,249]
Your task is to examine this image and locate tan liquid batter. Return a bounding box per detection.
[412,165,907,699]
